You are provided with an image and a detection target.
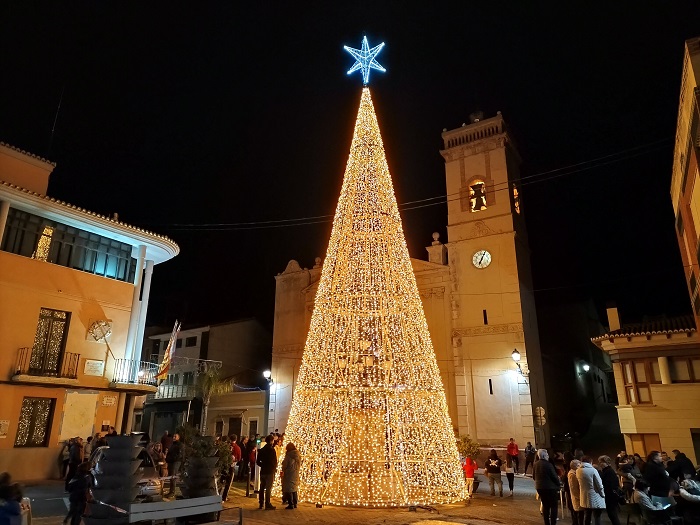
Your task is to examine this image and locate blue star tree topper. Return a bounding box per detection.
[344,36,386,85]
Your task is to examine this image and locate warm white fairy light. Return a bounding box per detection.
[276,88,465,507]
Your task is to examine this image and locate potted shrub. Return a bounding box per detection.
[457,434,482,493]
[176,424,219,499]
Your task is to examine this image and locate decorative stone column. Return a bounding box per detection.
[658,356,672,385]
[133,260,154,364]
[0,200,10,246]
[124,246,146,366]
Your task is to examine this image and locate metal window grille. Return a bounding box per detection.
[28,308,71,376]
[14,397,55,447]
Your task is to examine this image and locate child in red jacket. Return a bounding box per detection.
[463,456,478,499]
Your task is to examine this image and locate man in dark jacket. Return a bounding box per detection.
[165,433,182,497]
[668,450,695,482]
[485,449,503,497]
[236,436,250,480]
[598,455,623,525]
[534,449,560,525]
[524,442,536,475]
[256,435,278,510]
[66,462,92,525]
[643,451,672,497]
[64,438,83,492]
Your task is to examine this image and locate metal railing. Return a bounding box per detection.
[113,359,158,386]
[14,347,80,379]
[145,384,199,401]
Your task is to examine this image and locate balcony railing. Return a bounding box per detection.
[113,359,158,386]
[146,384,199,402]
[15,347,80,379]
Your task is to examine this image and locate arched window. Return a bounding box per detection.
[469,180,487,212]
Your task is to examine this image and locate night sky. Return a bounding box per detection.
[2,2,699,331]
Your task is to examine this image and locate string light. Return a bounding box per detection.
[276,87,465,507]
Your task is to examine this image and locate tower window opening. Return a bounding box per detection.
[483,309,488,325]
[470,181,487,212]
[488,378,494,395]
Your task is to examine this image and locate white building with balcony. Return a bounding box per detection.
[0,142,178,480]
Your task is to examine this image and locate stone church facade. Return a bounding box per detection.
[269,113,549,447]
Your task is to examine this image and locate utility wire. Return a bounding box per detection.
[150,137,672,232]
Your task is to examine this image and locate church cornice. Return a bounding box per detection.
[420,286,446,299]
[445,219,515,241]
[273,344,305,355]
[410,257,449,273]
[453,323,523,337]
[440,136,506,162]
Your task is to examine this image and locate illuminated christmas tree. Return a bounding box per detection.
[279,79,466,506]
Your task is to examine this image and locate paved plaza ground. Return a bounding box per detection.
[221,475,556,525]
[24,476,624,525]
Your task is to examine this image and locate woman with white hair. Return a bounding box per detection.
[598,455,622,525]
[533,449,560,525]
[567,460,583,525]
[576,455,605,525]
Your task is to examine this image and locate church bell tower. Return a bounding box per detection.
[440,111,549,447]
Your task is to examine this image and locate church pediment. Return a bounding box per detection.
[410,257,449,274]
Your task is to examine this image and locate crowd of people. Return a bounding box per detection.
[559,449,700,525]
[57,430,120,525]
[202,430,299,511]
[463,438,537,499]
[462,439,700,525]
[59,427,119,490]
[30,430,700,523]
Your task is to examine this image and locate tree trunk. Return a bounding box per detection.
[201,395,210,435]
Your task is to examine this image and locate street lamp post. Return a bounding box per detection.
[511,349,529,378]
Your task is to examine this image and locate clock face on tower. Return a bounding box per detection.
[472,250,492,269]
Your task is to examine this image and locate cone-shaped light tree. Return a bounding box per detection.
[280,86,466,507]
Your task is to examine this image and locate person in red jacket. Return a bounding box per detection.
[506,438,520,474]
[230,435,242,462]
[462,456,478,499]
[249,443,258,482]
[229,434,242,478]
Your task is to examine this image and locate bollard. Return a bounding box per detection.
[245,468,251,497]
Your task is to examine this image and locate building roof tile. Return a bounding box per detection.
[591,315,696,342]
[0,180,178,249]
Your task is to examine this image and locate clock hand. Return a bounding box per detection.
[479,253,485,264]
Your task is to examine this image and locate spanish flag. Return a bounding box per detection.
[155,320,181,383]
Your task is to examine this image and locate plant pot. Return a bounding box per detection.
[92,472,142,490]
[93,459,142,477]
[187,457,219,470]
[91,487,140,505]
[180,486,218,499]
[106,434,142,449]
[100,446,143,461]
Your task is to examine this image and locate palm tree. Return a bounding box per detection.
[197,367,233,435]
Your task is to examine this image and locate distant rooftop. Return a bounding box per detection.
[592,315,696,342]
